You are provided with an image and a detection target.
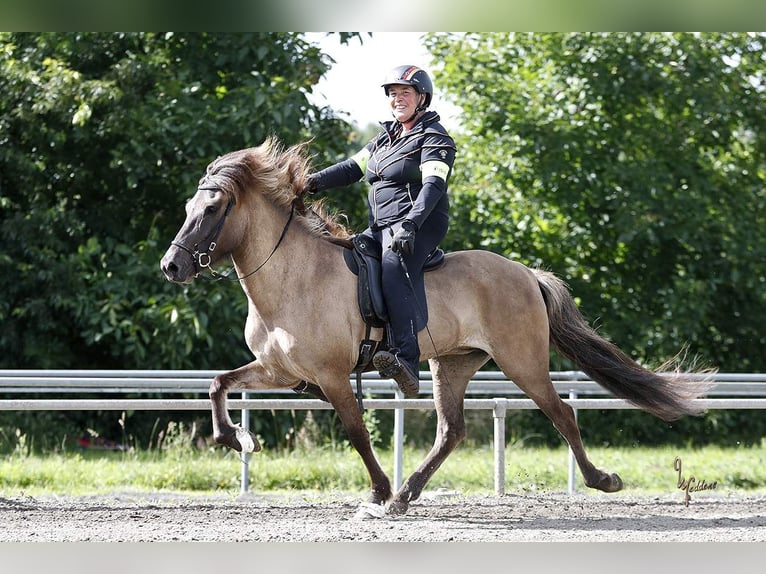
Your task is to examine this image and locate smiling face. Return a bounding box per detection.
[387,83,424,125]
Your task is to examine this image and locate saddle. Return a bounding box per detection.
[293,235,445,412]
[342,234,445,329]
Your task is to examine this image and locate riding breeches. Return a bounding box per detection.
[362,213,448,365]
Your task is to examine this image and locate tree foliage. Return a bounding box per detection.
[0,32,356,370]
[427,32,766,371]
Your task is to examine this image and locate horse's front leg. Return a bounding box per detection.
[210,360,278,453]
[321,378,392,510]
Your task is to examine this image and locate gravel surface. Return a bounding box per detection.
[1,489,764,542]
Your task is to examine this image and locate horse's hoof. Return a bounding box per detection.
[216,426,261,453]
[592,472,623,493]
[387,499,409,516]
[607,473,624,492]
[236,427,261,453]
[354,502,386,519]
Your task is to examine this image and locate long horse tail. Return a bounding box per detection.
[533,268,714,421]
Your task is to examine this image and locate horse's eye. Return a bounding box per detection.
[205,205,218,215]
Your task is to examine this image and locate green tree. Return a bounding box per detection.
[0,32,357,370]
[428,32,766,371]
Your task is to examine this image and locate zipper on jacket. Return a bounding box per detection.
[372,182,379,224]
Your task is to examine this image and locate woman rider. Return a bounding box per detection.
[305,65,457,396]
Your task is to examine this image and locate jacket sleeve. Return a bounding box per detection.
[406,131,456,229]
[310,146,370,192]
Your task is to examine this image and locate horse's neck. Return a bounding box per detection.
[232,206,342,317]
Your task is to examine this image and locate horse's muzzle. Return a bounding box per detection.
[160,246,196,284]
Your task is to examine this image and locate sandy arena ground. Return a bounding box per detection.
[1,489,764,542]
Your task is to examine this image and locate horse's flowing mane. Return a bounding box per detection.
[199,136,353,245]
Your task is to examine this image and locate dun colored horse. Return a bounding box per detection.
[160,137,711,516]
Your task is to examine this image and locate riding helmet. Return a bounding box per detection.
[381,65,433,108]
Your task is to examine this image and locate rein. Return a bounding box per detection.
[172,198,296,282]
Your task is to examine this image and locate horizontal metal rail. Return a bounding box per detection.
[2,370,765,395]
[1,397,765,411]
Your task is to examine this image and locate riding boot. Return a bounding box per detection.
[374,322,420,397]
[373,349,420,397]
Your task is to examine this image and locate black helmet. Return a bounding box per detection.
[381,65,433,108]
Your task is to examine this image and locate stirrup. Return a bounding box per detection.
[372,350,419,397]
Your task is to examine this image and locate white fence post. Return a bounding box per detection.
[393,389,404,491]
[568,389,578,495]
[493,400,507,495]
[241,391,250,495]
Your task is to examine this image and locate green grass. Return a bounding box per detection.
[1,444,764,498]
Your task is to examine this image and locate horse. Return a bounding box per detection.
[160,136,712,516]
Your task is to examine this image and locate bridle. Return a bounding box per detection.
[171,192,235,277]
[170,191,296,282]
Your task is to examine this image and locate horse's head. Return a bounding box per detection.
[160,185,237,283]
[160,149,257,283]
[160,137,350,283]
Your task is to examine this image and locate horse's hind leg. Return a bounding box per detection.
[388,350,489,515]
[539,389,623,492]
[509,368,623,492]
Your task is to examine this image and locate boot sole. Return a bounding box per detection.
[372,352,419,397]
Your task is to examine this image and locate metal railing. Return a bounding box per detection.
[2,370,765,495]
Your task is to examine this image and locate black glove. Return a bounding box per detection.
[303,173,319,195]
[391,220,417,256]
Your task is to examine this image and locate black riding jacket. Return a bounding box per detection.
[311,111,457,230]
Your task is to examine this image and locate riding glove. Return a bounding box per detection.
[391,220,417,256]
[303,173,319,195]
